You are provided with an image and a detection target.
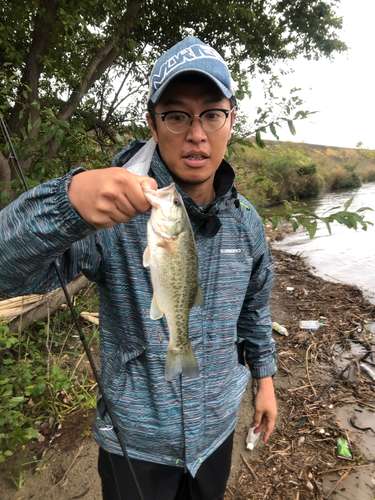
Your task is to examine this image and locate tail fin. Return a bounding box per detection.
[165,345,200,382]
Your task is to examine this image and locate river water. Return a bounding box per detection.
[272,182,375,302]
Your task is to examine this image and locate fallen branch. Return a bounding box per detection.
[312,350,372,402]
[306,343,317,396]
[241,453,258,480]
[46,445,83,494]
[80,311,99,325]
[324,467,352,499]
[7,274,89,333]
[318,464,373,474]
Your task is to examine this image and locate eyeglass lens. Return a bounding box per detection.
[164,110,228,133]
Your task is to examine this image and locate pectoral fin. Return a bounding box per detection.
[193,285,205,307]
[150,295,164,320]
[143,246,151,267]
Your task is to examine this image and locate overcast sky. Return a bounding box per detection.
[246,0,375,149]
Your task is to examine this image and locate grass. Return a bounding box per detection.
[0,283,100,489]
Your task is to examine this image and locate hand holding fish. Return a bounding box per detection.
[68,168,157,229]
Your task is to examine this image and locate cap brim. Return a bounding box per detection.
[149,69,233,104]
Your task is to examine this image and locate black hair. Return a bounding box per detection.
[147,72,237,130]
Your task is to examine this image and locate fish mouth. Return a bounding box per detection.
[143,183,176,198]
[143,183,177,217]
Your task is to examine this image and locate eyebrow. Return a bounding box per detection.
[161,96,226,107]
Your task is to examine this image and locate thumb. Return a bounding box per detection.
[251,410,263,430]
[140,177,158,191]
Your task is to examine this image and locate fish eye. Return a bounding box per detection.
[173,199,181,206]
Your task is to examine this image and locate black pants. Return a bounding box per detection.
[98,431,234,500]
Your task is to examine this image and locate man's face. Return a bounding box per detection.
[146,79,235,194]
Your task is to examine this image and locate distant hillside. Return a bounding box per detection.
[232,139,375,204]
[260,139,375,172]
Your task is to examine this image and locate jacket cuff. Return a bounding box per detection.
[55,168,97,236]
[249,357,277,379]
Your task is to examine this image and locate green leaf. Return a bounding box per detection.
[325,221,332,235]
[73,123,81,135]
[271,216,279,230]
[287,120,296,135]
[55,128,64,143]
[11,396,25,403]
[255,130,266,148]
[1,189,10,204]
[33,117,41,129]
[356,206,373,213]
[291,220,298,232]
[308,221,317,239]
[43,124,56,142]
[344,197,353,211]
[269,123,278,139]
[4,450,13,456]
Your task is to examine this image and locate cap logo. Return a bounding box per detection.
[151,44,225,91]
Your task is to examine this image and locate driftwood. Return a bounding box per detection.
[79,311,99,325]
[0,274,89,333]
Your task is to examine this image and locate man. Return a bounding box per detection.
[0,36,277,499]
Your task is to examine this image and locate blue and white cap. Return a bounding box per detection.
[148,36,235,103]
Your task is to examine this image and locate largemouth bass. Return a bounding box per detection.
[143,183,204,381]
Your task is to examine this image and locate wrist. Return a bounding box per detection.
[256,376,274,389]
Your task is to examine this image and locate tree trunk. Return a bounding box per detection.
[0,152,11,210]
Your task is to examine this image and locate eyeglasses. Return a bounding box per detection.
[154,108,235,134]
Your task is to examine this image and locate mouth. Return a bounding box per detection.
[183,155,208,160]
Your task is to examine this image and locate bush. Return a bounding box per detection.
[360,166,375,182]
[329,166,362,190]
[233,142,323,203]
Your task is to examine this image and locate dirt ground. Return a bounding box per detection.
[1,239,374,500]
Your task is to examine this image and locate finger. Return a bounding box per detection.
[113,194,145,220]
[251,410,263,429]
[254,420,268,435]
[263,419,276,442]
[124,175,157,214]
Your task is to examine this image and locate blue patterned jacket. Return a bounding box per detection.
[0,141,276,476]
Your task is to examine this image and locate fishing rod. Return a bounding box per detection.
[0,112,145,500]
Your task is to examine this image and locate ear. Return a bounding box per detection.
[146,113,158,143]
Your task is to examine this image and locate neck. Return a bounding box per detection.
[173,177,216,205]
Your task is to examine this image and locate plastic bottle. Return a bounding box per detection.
[272,322,289,337]
[246,427,261,450]
[337,437,352,458]
[299,320,323,330]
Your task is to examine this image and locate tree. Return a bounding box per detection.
[0,0,347,198]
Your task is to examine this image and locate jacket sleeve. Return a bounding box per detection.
[237,214,277,379]
[0,168,102,296]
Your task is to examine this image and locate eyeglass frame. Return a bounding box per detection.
[153,107,236,134]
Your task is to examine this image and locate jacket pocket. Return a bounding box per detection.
[99,345,145,407]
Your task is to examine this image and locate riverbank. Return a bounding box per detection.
[0,246,374,499]
[228,246,375,500]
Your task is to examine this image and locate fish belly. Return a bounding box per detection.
[150,232,200,381]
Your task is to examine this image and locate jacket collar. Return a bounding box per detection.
[150,148,238,238]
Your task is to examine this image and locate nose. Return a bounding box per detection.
[185,116,207,142]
